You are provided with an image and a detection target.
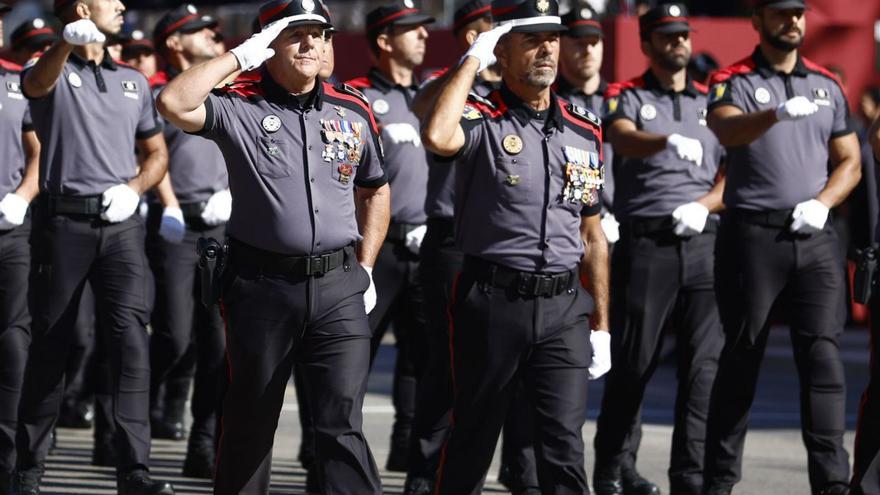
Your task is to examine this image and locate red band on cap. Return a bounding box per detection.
[16,28,56,44]
[162,13,199,37]
[453,5,491,31]
[569,19,601,28]
[491,5,519,17]
[367,8,420,31]
[647,16,688,27]
[259,1,292,26]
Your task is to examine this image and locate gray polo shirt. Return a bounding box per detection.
[0,59,32,199]
[556,76,615,211]
[196,73,387,255]
[604,70,723,219]
[23,50,162,196]
[347,68,427,225]
[421,67,498,220]
[708,46,853,212]
[453,85,604,273]
[152,69,228,204]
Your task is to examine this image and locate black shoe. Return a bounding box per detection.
[12,466,43,495]
[621,467,660,495]
[593,466,624,495]
[182,446,214,479]
[819,484,851,495]
[150,421,184,441]
[57,400,95,429]
[297,440,315,471]
[1,470,10,495]
[118,471,174,495]
[403,476,433,495]
[92,437,118,467]
[385,443,409,472]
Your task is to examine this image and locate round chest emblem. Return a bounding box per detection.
[639,103,657,121]
[302,0,315,12]
[502,134,523,155]
[262,115,282,133]
[68,73,82,88]
[372,99,390,115]
[754,87,771,104]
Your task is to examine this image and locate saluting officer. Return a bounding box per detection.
[0,3,41,493]
[703,1,861,494]
[146,4,230,478]
[157,1,390,493]
[422,0,612,491]
[592,5,725,495]
[13,0,172,493]
[345,1,434,472]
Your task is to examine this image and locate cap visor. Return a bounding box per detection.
[286,19,333,30]
[17,33,59,48]
[180,18,219,34]
[511,23,568,33]
[389,13,436,27]
[761,1,807,9]
[652,22,692,34]
[564,26,603,37]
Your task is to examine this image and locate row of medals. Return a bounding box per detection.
[321,118,363,185]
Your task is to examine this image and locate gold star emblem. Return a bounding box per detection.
[536,0,550,13]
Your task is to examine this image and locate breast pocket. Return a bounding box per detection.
[256,136,292,179]
[494,154,535,204]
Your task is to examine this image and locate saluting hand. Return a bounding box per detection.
[461,23,513,73]
[230,16,299,72]
[63,19,106,46]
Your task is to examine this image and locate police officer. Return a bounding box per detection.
[13,0,172,493]
[556,3,618,243]
[592,5,725,495]
[346,1,434,471]
[421,0,612,490]
[120,30,157,79]
[0,3,42,493]
[146,3,230,478]
[8,18,59,66]
[703,1,861,494]
[157,1,390,492]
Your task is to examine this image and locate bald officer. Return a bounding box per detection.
[13,0,172,493]
[346,1,434,472]
[703,1,861,494]
[422,0,611,491]
[0,3,41,493]
[158,1,390,492]
[592,5,725,495]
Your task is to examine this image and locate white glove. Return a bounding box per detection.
[381,123,421,147]
[63,19,106,46]
[230,16,297,71]
[100,184,140,223]
[460,23,513,73]
[789,199,829,234]
[405,225,427,255]
[776,96,819,121]
[0,193,29,230]
[666,133,704,166]
[671,202,710,237]
[201,189,232,226]
[600,214,620,244]
[588,330,611,380]
[363,266,377,314]
[158,207,186,243]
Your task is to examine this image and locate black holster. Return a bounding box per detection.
[854,245,878,305]
[197,237,226,307]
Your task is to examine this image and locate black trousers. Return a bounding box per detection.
[0,221,32,476]
[368,238,427,449]
[146,206,226,449]
[853,293,880,495]
[18,209,154,473]
[704,215,850,493]
[594,227,723,493]
[214,245,381,495]
[435,259,593,495]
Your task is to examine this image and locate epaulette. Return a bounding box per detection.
[567,103,602,127]
[336,83,369,106]
[461,92,498,121]
[467,92,495,109]
[0,58,23,72]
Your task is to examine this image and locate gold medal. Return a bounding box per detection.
[502,135,523,155]
[505,175,521,186]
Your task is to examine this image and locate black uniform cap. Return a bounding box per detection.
[453,0,492,33]
[258,0,333,29]
[638,3,691,38]
[491,0,566,33]
[120,30,155,58]
[754,0,806,9]
[11,18,59,51]
[561,3,602,38]
[154,4,218,46]
[366,1,435,34]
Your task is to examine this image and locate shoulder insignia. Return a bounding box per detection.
[336,83,369,105]
[467,91,495,109]
[568,103,602,127]
[462,104,483,121]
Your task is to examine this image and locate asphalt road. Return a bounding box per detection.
[38,326,870,494]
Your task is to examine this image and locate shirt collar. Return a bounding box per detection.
[368,67,419,94]
[642,69,701,97]
[69,49,118,71]
[499,83,564,132]
[751,45,809,79]
[260,69,325,111]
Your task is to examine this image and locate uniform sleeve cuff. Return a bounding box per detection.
[707,101,743,113]
[354,174,388,189]
[136,126,162,140]
[22,124,35,132]
[830,128,855,140]
[186,97,215,136]
[581,203,602,217]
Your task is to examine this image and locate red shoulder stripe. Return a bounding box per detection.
[801,57,847,95]
[218,80,265,99]
[148,71,168,89]
[344,77,372,89]
[0,58,23,72]
[234,71,262,84]
[558,98,602,160]
[323,82,379,133]
[604,76,645,99]
[426,67,449,82]
[708,56,756,86]
[693,81,709,94]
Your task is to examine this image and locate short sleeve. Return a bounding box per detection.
[21,105,33,132]
[136,77,163,140]
[707,76,747,112]
[354,121,388,188]
[830,83,854,139]
[194,92,229,138]
[450,103,486,163]
[603,90,638,126]
[580,192,602,217]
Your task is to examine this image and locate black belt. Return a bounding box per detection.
[180,201,207,220]
[730,208,794,228]
[622,216,719,236]
[426,217,454,236]
[385,222,422,242]
[229,238,346,277]
[464,257,574,298]
[47,195,104,216]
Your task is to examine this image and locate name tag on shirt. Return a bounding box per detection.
[6,81,23,100]
[122,81,139,100]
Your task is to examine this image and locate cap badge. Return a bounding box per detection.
[580,8,592,19]
[132,30,145,40]
[754,87,771,104]
[536,0,550,13]
[639,103,657,121]
[262,115,282,133]
[68,72,82,88]
[668,5,681,16]
[302,0,316,13]
[33,18,45,29]
[372,99,390,115]
[503,134,523,155]
[403,0,415,8]
[186,4,197,14]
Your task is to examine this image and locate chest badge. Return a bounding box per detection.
[502,134,523,155]
[813,87,832,106]
[121,80,139,99]
[639,104,657,121]
[262,115,282,133]
[754,87,771,104]
[505,175,521,186]
[68,72,83,88]
[372,99,389,115]
[6,81,23,100]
